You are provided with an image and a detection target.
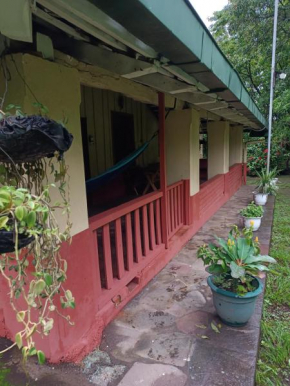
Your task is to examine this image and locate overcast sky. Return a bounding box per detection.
[189,0,228,27]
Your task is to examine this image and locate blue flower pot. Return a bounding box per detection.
[207,275,263,327]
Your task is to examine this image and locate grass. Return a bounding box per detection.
[0,362,12,386]
[252,176,290,386]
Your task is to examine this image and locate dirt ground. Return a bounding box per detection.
[0,338,91,386]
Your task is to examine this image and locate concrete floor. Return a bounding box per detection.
[0,185,274,386]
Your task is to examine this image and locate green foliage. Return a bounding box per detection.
[247,143,288,176]
[0,183,74,363]
[0,100,73,363]
[0,103,49,119]
[240,201,264,218]
[210,0,290,155]
[0,362,13,386]
[256,176,290,386]
[0,144,74,364]
[37,350,46,365]
[213,273,256,295]
[197,225,276,295]
[255,169,279,195]
[0,186,48,234]
[4,104,25,118]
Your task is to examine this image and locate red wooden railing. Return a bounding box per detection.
[89,191,164,292]
[87,166,243,314]
[88,178,187,304]
[167,180,185,239]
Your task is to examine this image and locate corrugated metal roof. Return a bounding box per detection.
[90,0,267,129]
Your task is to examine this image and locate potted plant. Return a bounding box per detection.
[197,226,276,326]
[253,169,278,205]
[268,168,279,190]
[240,202,264,231]
[0,186,39,253]
[0,102,75,363]
[0,183,75,363]
[272,177,278,185]
[0,104,73,163]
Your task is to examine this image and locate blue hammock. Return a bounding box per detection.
[86,138,154,193]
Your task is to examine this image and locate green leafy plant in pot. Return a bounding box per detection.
[197,226,276,326]
[254,169,278,205]
[240,202,264,231]
[267,168,280,191]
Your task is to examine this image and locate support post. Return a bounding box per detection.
[229,125,243,167]
[207,121,230,180]
[267,0,279,173]
[242,142,248,185]
[159,92,168,248]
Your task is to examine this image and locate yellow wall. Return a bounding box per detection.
[0,54,88,236]
[165,108,200,195]
[207,121,230,179]
[229,125,243,166]
[80,86,159,177]
[190,110,200,195]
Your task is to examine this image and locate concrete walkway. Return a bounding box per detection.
[0,185,274,386]
[82,185,274,386]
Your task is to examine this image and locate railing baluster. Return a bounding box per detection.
[180,184,183,224]
[167,191,170,235]
[170,190,174,232]
[102,224,114,289]
[134,209,142,262]
[92,231,103,295]
[181,183,184,223]
[155,199,162,245]
[125,213,134,270]
[142,205,150,256]
[115,218,125,279]
[174,186,178,228]
[177,185,180,226]
[149,202,156,250]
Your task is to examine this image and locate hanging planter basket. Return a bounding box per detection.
[0,115,73,163]
[0,229,34,254]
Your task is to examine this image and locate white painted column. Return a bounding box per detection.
[207,121,230,179]
[243,142,248,164]
[165,108,200,195]
[229,125,244,166]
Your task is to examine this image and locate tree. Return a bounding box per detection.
[210,0,290,144]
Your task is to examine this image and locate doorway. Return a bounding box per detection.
[111,112,135,164]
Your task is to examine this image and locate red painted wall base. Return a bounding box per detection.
[0,164,243,363]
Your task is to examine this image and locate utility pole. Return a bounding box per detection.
[266,0,279,173]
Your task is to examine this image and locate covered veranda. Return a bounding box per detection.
[0,0,267,364]
[0,184,275,385]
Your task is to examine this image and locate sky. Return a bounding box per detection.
[189,0,228,27]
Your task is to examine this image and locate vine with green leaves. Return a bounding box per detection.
[0,104,75,364]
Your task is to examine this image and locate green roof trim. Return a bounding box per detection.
[137,0,267,128]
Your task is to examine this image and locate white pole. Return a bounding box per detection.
[266,0,279,173]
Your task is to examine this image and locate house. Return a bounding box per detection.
[0,0,267,363]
